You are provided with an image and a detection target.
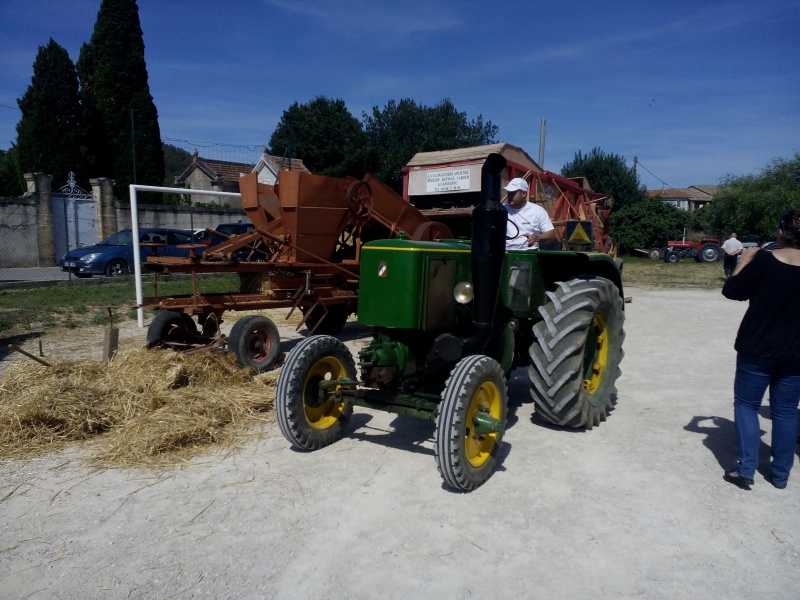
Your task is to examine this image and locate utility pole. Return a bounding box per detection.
[130,108,137,185]
[538,118,547,168]
[633,155,637,177]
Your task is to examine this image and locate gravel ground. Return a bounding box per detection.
[1,286,799,599]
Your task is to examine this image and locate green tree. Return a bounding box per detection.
[15,38,84,187]
[610,198,688,254]
[0,147,25,196]
[694,153,800,241]
[268,96,366,179]
[162,143,193,186]
[77,0,164,201]
[363,98,498,192]
[560,147,644,211]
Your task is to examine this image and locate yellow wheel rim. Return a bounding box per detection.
[303,356,347,430]
[584,313,609,395]
[464,380,501,467]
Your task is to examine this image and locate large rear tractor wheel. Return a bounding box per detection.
[696,242,721,263]
[435,355,507,491]
[147,311,198,349]
[275,335,355,450]
[529,277,625,429]
[228,315,281,371]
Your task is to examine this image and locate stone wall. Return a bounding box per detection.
[0,174,247,268]
[0,195,40,268]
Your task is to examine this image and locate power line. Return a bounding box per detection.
[636,159,673,190]
[0,104,21,112]
[162,137,265,165]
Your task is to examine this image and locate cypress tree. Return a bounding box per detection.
[15,38,84,187]
[78,0,164,201]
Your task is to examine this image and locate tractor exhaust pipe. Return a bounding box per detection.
[463,152,508,354]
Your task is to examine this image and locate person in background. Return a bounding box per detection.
[503,178,560,250]
[721,232,743,278]
[721,210,800,490]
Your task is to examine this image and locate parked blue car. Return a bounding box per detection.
[59,227,195,277]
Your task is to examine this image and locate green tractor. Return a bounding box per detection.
[275,153,625,491]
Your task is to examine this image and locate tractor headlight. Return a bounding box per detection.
[454,281,473,304]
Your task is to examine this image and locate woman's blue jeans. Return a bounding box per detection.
[733,353,800,484]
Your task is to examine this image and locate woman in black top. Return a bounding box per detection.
[721,210,800,490]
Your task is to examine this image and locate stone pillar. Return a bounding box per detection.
[92,177,118,241]
[25,172,56,266]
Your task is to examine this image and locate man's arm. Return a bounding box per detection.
[537,229,561,250]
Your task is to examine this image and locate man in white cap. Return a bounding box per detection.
[503,177,559,250]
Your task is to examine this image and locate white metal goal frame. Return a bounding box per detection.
[129,184,241,327]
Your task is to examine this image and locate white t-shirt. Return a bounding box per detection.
[721,237,743,255]
[505,201,555,250]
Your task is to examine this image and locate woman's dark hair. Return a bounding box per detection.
[779,209,800,249]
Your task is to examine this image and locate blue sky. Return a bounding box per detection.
[1,0,798,190]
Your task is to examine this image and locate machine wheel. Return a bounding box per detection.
[228,315,280,371]
[664,250,680,263]
[648,247,663,260]
[435,355,507,491]
[696,242,721,263]
[105,259,129,277]
[529,277,625,429]
[275,335,355,450]
[411,221,453,241]
[147,311,197,349]
[346,180,373,217]
[302,305,349,335]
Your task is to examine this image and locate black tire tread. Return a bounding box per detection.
[146,311,196,348]
[228,315,281,371]
[434,355,507,491]
[275,335,355,450]
[528,278,625,429]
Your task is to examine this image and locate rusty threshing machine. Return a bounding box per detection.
[143,170,452,369]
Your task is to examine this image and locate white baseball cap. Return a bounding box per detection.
[503,178,529,193]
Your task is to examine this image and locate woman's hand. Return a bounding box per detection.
[738,246,760,265]
[731,246,760,276]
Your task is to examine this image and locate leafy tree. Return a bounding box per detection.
[162,143,193,186]
[15,38,84,187]
[268,96,366,179]
[77,0,164,201]
[610,198,688,254]
[560,147,644,211]
[692,153,800,241]
[0,147,25,196]
[363,98,498,192]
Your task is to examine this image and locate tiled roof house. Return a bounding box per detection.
[253,149,311,186]
[175,149,312,207]
[175,151,255,207]
[645,185,718,213]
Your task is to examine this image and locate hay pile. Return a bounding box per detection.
[0,348,278,467]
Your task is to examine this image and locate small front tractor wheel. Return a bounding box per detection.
[664,250,681,263]
[529,277,625,429]
[275,335,355,450]
[696,242,721,263]
[228,315,281,371]
[435,355,507,491]
[147,311,197,349]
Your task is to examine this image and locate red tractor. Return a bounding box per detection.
[649,237,722,263]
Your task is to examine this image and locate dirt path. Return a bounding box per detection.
[1,287,799,599]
